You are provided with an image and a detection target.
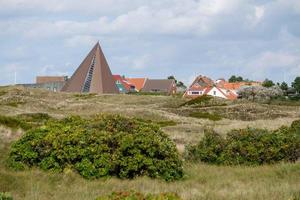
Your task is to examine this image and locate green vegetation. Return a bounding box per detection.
[280,81,288,91]
[262,79,275,88]
[0,115,31,130]
[189,112,222,121]
[268,97,300,106]
[228,75,243,83]
[129,92,169,96]
[180,95,212,107]
[0,192,13,200]
[95,191,181,200]
[292,76,300,93]
[8,115,183,181]
[0,113,51,131]
[73,93,97,99]
[186,120,300,165]
[0,91,7,96]
[136,119,177,127]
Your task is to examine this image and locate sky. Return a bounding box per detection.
[0,0,300,86]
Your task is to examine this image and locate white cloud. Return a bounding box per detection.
[131,55,151,70]
[64,35,97,47]
[0,0,270,39]
[251,51,299,69]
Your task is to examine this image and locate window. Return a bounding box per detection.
[191,91,200,95]
[116,80,121,84]
[213,91,216,95]
[82,56,96,93]
[152,89,160,92]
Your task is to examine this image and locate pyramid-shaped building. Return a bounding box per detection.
[61,42,119,94]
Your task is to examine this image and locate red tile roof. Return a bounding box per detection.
[125,78,147,91]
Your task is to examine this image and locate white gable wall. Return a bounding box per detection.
[206,87,227,99]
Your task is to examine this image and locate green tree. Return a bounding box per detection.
[168,75,177,84]
[280,82,288,91]
[229,75,243,83]
[236,76,243,82]
[229,75,237,83]
[262,79,275,88]
[292,77,300,93]
[168,76,186,88]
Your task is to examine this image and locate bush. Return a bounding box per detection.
[8,115,183,181]
[95,191,181,200]
[180,95,213,107]
[186,130,225,164]
[0,192,13,200]
[186,120,300,165]
[238,86,283,102]
[189,112,222,121]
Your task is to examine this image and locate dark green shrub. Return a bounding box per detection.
[0,192,13,200]
[189,112,222,121]
[186,130,225,164]
[17,113,51,122]
[186,120,300,165]
[0,91,7,96]
[95,191,182,200]
[8,115,183,181]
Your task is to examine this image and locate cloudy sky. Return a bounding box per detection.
[0,0,300,86]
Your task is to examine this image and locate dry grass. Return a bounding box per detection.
[0,86,299,200]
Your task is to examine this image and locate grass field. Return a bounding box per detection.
[0,86,299,200]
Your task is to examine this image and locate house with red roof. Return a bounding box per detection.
[184,75,239,100]
[185,75,262,100]
[125,78,147,92]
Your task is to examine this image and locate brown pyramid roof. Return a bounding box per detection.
[61,42,119,94]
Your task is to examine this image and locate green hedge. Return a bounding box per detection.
[95,191,181,200]
[186,120,300,165]
[8,115,183,181]
[0,192,13,200]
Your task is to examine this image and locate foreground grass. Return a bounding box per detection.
[0,132,299,200]
[0,162,299,200]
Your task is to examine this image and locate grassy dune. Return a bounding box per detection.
[0,86,299,200]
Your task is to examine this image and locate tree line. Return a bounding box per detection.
[228,75,300,93]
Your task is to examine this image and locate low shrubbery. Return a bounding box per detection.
[181,95,227,108]
[0,113,51,130]
[180,95,213,107]
[0,192,13,200]
[8,115,183,181]
[186,120,300,165]
[0,115,31,130]
[189,112,222,121]
[95,191,181,200]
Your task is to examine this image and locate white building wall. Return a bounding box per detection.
[206,87,227,99]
